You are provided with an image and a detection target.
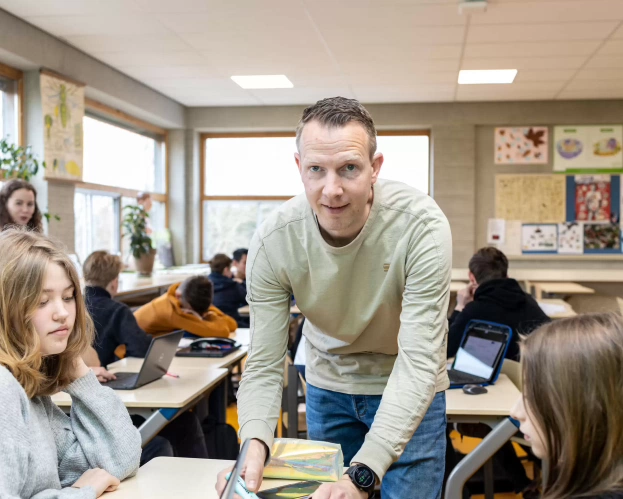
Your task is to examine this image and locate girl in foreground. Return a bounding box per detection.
[0,229,141,498]
[512,312,623,499]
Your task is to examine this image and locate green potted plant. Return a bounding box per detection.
[123,205,156,276]
[0,137,45,181]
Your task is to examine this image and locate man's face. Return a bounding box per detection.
[233,254,247,278]
[295,121,383,246]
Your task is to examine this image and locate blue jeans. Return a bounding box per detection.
[306,384,447,499]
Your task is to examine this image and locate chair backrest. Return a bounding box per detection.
[501,358,522,391]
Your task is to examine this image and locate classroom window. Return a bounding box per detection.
[200,131,429,261]
[75,103,168,263]
[0,63,22,143]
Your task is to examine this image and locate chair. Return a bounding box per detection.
[281,355,307,438]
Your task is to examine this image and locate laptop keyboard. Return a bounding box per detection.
[448,370,486,385]
[103,372,138,389]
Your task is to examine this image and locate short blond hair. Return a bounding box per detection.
[0,228,94,398]
[83,250,123,288]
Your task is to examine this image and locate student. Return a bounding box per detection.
[512,313,623,499]
[0,178,43,231]
[82,250,209,460]
[0,229,141,498]
[135,275,237,338]
[448,247,549,360]
[208,253,249,328]
[232,248,248,284]
[83,250,151,366]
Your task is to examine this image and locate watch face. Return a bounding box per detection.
[353,466,375,489]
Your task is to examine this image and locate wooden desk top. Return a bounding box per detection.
[52,368,228,409]
[239,305,301,316]
[106,457,298,499]
[450,281,467,293]
[446,374,520,417]
[116,273,195,297]
[453,267,623,283]
[537,299,577,318]
[531,282,595,295]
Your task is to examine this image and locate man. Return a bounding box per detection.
[232,248,248,284]
[209,253,249,328]
[83,250,152,366]
[447,247,549,360]
[217,97,452,498]
[134,275,237,338]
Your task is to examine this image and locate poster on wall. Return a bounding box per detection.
[574,175,612,222]
[40,71,85,181]
[494,127,548,165]
[558,222,584,254]
[495,174,566,223]
[554,125,623,171]
[487,218,506,244]
[494,220,522,256]
[521,224,558,253]
[584,223,621,252]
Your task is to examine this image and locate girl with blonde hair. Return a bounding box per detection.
[0,228,141,498]
[512,312,623,499]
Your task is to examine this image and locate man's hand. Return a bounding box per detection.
[311,475,368,498]
[215,439,268,495]
[455,284,476,312]
[91,367,117,383]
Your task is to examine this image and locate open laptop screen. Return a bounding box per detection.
[453,325,508,380]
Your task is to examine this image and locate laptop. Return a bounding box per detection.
[103,330,184,390]
[448,320,512,388]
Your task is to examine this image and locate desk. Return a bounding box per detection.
[453,267,623,284]
[53,368,228,445]
[537,299,577,318]
[450,281,467,293]
[531,281,595,300]
[239,305,301,316]
[116,273,195,300]
[445,375,521,499]
[105,457,299,499]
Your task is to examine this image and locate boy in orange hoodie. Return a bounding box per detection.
[134,275,237,338]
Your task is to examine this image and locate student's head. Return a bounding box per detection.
[511,313,623,498]
[211,253,233,278]
[232,248,248,279]
[294,97,383,246]
[0,229,94,397]
[467,247,508,286]
[175,276,214,316]
[83,250,124,296]
[0,179,43,231]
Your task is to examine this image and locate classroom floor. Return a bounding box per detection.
[225,403,532,499]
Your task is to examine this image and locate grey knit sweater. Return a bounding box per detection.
[0,365,141,498]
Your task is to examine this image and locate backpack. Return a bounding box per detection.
[202,414,240,460]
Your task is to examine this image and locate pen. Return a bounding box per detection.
[166,372,179,378]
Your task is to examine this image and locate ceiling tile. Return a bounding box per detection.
[563,79,623,91]
[597,40,623,55]
[613,23,623,38]
[95,51,207,67]
[461,56,587,70]
[467,22,618,44]
[64,34,190,53]
[251,87,355,105]
[118,66,223,80]
[574,68,623,80]
[353,84,456,104]
[133,0,211,14]
[0,0,141,17]
[24,14,167,37]
[456,81,565,101]
[558,89,623,99]
[585,55,623,68]
[514,69,576,82]
[464,41,601,59]
[470,0,623,25]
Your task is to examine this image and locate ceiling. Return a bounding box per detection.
[1,0,622,107]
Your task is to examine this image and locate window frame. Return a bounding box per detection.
[200,129,430,263]
[0,61,24,145]
[76,99,169,257]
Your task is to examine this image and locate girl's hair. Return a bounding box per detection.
[0,179,43,232]
[521,313,623,498]
[0,228,94,397]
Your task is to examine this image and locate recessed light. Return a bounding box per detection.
[231,75,293,89]
[458,69,518,85]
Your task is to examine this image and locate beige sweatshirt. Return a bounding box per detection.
[237,179,452,480]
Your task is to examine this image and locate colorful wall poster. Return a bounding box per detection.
[487,218,506,244]
[495,174,566,223]
[40,71,84,181]
[495,127,548,165]
[584,223,621,252]
[574,175,612,222]
[554,125,623,171]
[558,222,584,254]
[521,224,558,253]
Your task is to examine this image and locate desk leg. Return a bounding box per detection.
[138,408,180,447]
[445,418,518,499]
[208,377,228,424]
[483,459,494,499]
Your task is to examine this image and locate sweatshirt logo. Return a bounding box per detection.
[383,263,390,272]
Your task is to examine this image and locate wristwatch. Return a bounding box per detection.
[345,464,376,498]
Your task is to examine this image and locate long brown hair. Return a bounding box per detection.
[0,228,94,397]
[0,179,43,232]
[521,313,623,498]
